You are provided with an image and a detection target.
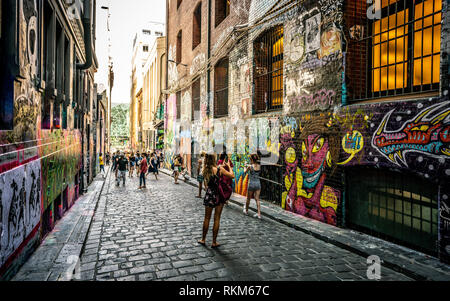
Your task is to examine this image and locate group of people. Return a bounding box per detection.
[110,150,163,188]
[195,152,262,248]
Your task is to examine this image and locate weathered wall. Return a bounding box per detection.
[165,0,450,262]
[0,0,97,279]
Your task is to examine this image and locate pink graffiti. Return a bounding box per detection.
[295,89,336,108]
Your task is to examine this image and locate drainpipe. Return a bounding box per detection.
[77,0,93,70]
[206,0,211,116]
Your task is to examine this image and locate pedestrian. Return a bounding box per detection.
[198,153,235,248]
[99,153,105,178]
[196,152,206,198]
[243,154,262,219]
[128,152,135,178]
[136,152,142,177]
[173,155,181,184]
[139,153,148,189]
[148,152,159,180]
[160,152,164,169]
[106,152,111,166]
[116,152,129,187]
[113,151,120,179]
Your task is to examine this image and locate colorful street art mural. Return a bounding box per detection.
[163,0,450,262]
[281,114,341,226]
[0,160,41,269]
[39,130,82,211]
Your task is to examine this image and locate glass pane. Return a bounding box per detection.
[412,203,421,218]
[414,58,422,86]
[422,56,432,84]
[433,25,441,54]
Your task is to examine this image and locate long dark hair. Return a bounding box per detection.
[202,154,217,184]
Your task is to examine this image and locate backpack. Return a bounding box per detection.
[218,173,232,202]
[203,169,221,208]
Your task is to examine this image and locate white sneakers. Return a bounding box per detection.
[243,205,261,219]
[253,213,261,219]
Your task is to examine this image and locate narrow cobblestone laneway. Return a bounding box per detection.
[79,171,412,281]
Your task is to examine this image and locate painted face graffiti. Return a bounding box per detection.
[372,101,450,166]
[301,135,329,190]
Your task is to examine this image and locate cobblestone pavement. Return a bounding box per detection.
[79,172,413,281]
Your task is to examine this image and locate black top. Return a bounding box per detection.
[117,158,129,171]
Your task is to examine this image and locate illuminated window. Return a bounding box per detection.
[372,0,441,94]
[346,0,442,101]
[254,25,284,113]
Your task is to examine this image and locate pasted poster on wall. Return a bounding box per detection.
[0,160,41,268]
[305,13,321,53]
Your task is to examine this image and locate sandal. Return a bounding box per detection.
[211,243,220,248]
[198,240,206,246]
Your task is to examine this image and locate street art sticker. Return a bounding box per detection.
[317,25,342,59]
[338,130,364,165]
[305,13,321,53]
[372,101,450,167]
[0,160,41,268]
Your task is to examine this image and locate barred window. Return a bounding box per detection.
[253,25,284,113]
[346,0,442,102]
[193,2,202,49]
[214,58,229,118]
[176,91,181,120]
[215,0,230,27]
[192,78,200,121]
[177,30,182,63]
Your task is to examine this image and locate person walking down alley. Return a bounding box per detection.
[116,153,129,187]
[99,153,106,178]
[139,153,148,189]
[148,153,158,180]
[243,154,262,219]
[113,151,120,179]
[198,154,235,248]
[173,155,182,184]
[106,152,111,166]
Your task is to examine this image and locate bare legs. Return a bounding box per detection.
[197,181,203,198]
[174,170,179,184]
[245,190,261,218]
[198,204,224,247]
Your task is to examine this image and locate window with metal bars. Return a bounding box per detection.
[346,0,442,102]
[215,0,230,27]
[192,78,200,121]
[214,58,229,118]
[253,25,284,113]
[346,167,439,255]
[177,30,182,64]
[176,91,181,120]
[193,2,202,50]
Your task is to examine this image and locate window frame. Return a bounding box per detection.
[214,57,229,118]
[215,0,231,27]
[347,0,442,103]
[253,25,284,114]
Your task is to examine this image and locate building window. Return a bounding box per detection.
[192,79,200,121]
[192,2,202,49]
[253,25,283,113]
[346,0,442,101]
[177,30,182,63]
[42,0,55,129]
[215,0,230,27]
[143,29,151,35]
[214,58,229,117]
[177,0,182,9]
[143,45,149,52]
[155,31,163,36]
[176,91,181,120]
